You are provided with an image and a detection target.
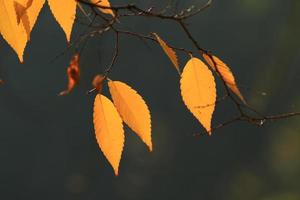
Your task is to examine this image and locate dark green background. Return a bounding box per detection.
[1,0,299,199]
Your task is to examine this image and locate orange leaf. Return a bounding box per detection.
[90,0,115,17]
[108,80,152,151]
[0,0,45,62]
[48,0,77,42]
[0,0,25,61]
[203,53,246,104]
[93,94,124,176]
[14,0,33,24]
[180,57,216,134]
[59,54,80,96]
[152,33,180,74]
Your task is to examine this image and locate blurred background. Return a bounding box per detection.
[0,0,299,199]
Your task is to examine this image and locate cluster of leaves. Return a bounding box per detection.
[1,0,299,175]
[0,0,152,175]
[0,0,112,62]
[58,44,245,175]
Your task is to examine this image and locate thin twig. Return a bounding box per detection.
[71,0,300,134]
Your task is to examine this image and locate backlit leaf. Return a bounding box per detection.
[93,94,124,176]
[14,0,33,24]
[202,53,246,104]
[48,0,77,42]
[20,0,45,40]
[90,0,115,17]
[108,80,152,151]
[59,54,80,96]
[153,33,180,74]
[180,57,216,134]
[0,0,45,62]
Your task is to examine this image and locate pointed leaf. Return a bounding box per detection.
[180,57,216,134]
[203,53,246,104]
[93,94,124,176]
[0,0,25,61]
[153,33,180,74]
[0,0,45,62]
[90,0,115,17]
[48,0,77,42]
[108,80,152,151]
[14,0,33,24]
[20,0,45,39]
[59,54,80,96]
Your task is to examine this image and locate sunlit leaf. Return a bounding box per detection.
[14,0,40,41]
[0,0,45,62]
[0,0,23,60]
[180,57,216,134]
[153,33,180,74]
[203,53,246,104]
[93,94,124,176]
[90,0,115,17]
[48,0,77,42]
[14,0,33,24]
[59,54,80,96]
[108,80,152,151]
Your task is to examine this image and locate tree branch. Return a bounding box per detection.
[72,0,299,135]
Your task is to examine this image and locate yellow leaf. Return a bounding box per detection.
[48,0,77,42]
[93,94,124,176]
[202,53,246,104]
[108,80,152,151]
[14,0,33,24]
[180,57,216,134]
[21,0,45,39]
[152,33,180,74]
[0,0,45,62]
[90,0,115,17]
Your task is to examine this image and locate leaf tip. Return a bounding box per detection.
[148,144,153,152]
[114,169,119,176]
[17,52,24,63]
[207,129,212,136]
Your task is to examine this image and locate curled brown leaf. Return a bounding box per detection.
[59,54,80,96]
[92,74,106,93]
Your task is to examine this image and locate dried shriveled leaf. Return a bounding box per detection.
[0,0,45,62]
[180,57,216,134]
[203,53,246,104]
[48,0,77,42]
[93,94,124,176]
[90,0,115,17]
[59,54,80,96]
[108,80,152,151]
[153,33,180,74]
[92,74,106,93]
